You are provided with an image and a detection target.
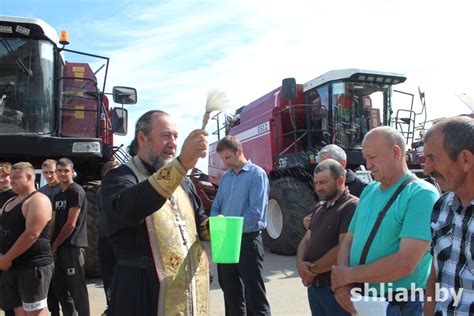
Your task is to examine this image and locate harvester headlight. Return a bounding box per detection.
[72,142,101,153]
[15,25,30,36]
[0,25,13,33]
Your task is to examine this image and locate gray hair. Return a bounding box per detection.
[314,158,346,179]
[424,116,474,161]
[317,144,346,163]
[363,126,406,153]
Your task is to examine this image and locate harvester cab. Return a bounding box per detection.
[0,15,136,275]
[0,16,136,170]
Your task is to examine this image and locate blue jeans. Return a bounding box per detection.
[386,293,423,316]
[307,284,350,316]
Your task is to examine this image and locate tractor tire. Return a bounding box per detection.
[83,182,102,277]
[263,177,315,255]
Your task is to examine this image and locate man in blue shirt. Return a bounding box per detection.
[211,135,271,316]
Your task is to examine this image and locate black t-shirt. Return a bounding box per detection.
[52,183,88,248]
[38,183,62,203]
[0,189,16,235]
[0,189,16,210]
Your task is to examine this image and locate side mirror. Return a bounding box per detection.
[112,107,128,135]
[112,86,137,105]
[282,78,297,100]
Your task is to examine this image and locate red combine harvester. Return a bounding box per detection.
[0,16,136,275]
[194,69,408,255]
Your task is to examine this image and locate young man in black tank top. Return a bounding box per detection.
[0,162,54,315]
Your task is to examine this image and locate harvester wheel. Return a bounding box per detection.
[263,177,315,255]
[84,182,102,277]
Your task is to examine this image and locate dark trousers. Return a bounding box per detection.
[47,282,61,316]
[98,236,117,308]
[217,232,271,316]
[52,247,90,316]
[307,282,350,316]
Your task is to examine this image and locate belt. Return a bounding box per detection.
[117,256,155,268]
[311,272,331,287]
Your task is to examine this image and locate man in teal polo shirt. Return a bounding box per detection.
[330,126,439,316]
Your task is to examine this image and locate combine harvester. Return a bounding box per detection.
[0,15,136,275]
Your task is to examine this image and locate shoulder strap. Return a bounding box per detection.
[0,191,37,215]
[358,176,416,265]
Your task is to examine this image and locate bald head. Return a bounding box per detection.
[362,126,408,188]
[363,126,406,153]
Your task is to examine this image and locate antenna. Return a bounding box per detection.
[456,93,474,113]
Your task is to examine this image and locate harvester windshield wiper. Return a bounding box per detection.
[0,38,33,77]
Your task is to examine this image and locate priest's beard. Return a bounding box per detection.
[144,143,173,171]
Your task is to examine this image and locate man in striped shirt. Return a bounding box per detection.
[423,116,474,315]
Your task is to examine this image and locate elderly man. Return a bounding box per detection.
[304,144,368,230]
[296,159,358,316]
[101,110,210,316]
[422,116,474,315]
[317,144,368,197]
[331,126,439,316]
[0,162,53,315]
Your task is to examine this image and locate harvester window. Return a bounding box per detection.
[0,37,54,134]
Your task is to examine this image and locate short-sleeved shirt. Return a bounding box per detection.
[0,189,16,210]
[52,183,88,248]
[431,192,474,315]
[38,184,61,204]
[305,189,358,262]
[348,172,439,293]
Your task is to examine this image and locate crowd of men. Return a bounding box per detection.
[297,118,473,316]
[0,111,472,316]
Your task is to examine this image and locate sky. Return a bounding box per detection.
[1,0,473,171]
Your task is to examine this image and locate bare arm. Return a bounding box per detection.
[0,195,52,269]
[51,206,81,253]
[423,261,436,316]
[303,213,312,230]
[310,233,347,274]
[296,230,317,286]
[331,238,430,289]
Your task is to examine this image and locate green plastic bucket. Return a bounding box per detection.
[209,216,243,263]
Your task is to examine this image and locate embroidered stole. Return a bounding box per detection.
[126,156,209,315]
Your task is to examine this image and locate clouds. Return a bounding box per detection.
[2,0,473,171]
[70,0,474,170]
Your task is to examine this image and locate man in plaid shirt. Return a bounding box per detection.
[423,116,474,315]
